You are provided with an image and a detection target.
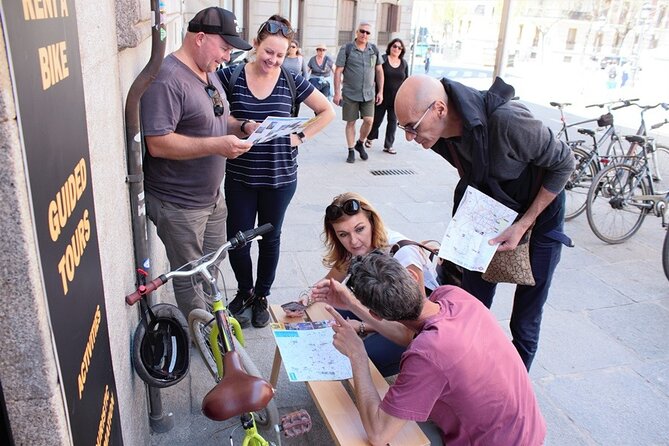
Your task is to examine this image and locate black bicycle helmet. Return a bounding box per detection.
[132,303,190,388]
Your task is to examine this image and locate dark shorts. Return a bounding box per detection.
[342,96,375,121]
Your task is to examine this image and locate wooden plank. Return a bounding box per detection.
[306,380,370,446]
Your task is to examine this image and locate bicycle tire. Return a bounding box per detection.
[565,146,597,220]
[651,145,669,192]
[586,164,650,243]
[188,309,220,380]
[663,227,669,282]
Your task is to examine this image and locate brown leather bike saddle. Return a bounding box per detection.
[201,350,275,421]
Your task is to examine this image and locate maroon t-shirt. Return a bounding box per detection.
[380,286,546,445]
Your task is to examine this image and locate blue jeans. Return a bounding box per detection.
[462,191,569,370]
[309,77,330,98]
[224,179,297,297]
[337,309,409,377]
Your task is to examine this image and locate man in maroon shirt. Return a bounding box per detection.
[312,253,546,446]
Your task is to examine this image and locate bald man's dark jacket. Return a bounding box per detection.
[432,77,574,214]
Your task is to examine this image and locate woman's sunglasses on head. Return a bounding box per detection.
[325,199,361,221]
[259,20,294,38]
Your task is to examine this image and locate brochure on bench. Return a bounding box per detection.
[438,186,518,272]
[270,321,353,382]
[246,116,318,145]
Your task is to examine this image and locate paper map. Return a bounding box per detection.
[271,321,353,382]
[246,116,318,145]
[438,186,518,272]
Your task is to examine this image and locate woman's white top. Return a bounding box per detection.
[386,229,440,291]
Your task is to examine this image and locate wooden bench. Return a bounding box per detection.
[269,303,430,446]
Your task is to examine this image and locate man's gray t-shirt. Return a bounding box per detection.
[141,54,229,208]
[335,43,381,102]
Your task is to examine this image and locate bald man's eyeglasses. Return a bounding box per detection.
[205,84,225,117]
[398,101,436,135]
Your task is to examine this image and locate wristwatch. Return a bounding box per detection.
[241,120,250,134]
[295,131,306,143]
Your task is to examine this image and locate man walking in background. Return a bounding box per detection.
[333,21,384,163]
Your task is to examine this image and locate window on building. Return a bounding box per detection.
[532,26,540,47]
[565,27,576,50]
[517,24,524,44]
[338,0,356,45]
[378,2,400,46]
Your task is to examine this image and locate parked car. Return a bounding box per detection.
[599,55,628,69]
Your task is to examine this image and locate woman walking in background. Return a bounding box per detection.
[364,38,408,154]
[217,16,334,327]
[307,43,334,98]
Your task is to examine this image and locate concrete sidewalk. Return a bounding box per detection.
[151,101,669,446]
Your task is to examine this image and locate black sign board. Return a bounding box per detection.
[1,1,123,444]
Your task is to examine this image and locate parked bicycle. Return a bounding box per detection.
[126,224,311,445]
[552,99,639,219]
[585,106,669,247]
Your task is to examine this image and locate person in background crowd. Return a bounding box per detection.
[140,7,253,321]
[217,15,334,328]
[333,21,384,163]
[364,38,408,155]
[307,43,335,98]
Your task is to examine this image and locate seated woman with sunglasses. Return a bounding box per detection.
[303,192,439,376]
[218,15,334,328]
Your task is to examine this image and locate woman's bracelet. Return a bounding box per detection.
[357,321,366,337]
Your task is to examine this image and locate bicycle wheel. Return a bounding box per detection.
[188,309,220,380]
[651,145,669,192]
[663,227,669,282]
[565,146,597,220]
[586,164,650,243]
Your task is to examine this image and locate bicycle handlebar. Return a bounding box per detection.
[586,98,639,108]
[124,224,274,305]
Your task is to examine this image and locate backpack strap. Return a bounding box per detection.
[390,240,439,262]
[220,62,245,100]
[280,65,297,117]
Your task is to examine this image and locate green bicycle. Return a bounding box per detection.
[126,225,311,445]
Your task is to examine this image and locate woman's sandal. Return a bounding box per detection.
[383,147,397,154]
[364,139,373,149]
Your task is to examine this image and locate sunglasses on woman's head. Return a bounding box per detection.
[204,84,225,117]
[258,20,294,38]
[325,199,361,221]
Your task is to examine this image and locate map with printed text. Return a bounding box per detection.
[438,186,518,272]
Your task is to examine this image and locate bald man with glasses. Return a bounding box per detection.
[333,22,384,163]
[395,75,575,371]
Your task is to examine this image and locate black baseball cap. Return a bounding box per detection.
[188,7,252,51]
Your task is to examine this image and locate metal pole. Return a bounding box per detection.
[493,0,513,80]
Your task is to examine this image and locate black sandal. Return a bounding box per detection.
[383,147,397,154]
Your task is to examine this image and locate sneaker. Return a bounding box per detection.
[346,149,355,163]
[354,140,369,160]
[228,288,255,315]
[234,314,251,329]
[251,295,270,328]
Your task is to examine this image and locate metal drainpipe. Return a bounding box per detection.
[124,0,173,433]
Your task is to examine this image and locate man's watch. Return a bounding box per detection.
[295,131,306,143]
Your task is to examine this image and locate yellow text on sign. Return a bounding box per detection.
[22,0,69,20]
[38,41,69,90]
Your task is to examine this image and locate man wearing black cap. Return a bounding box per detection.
[141,7,255,321]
